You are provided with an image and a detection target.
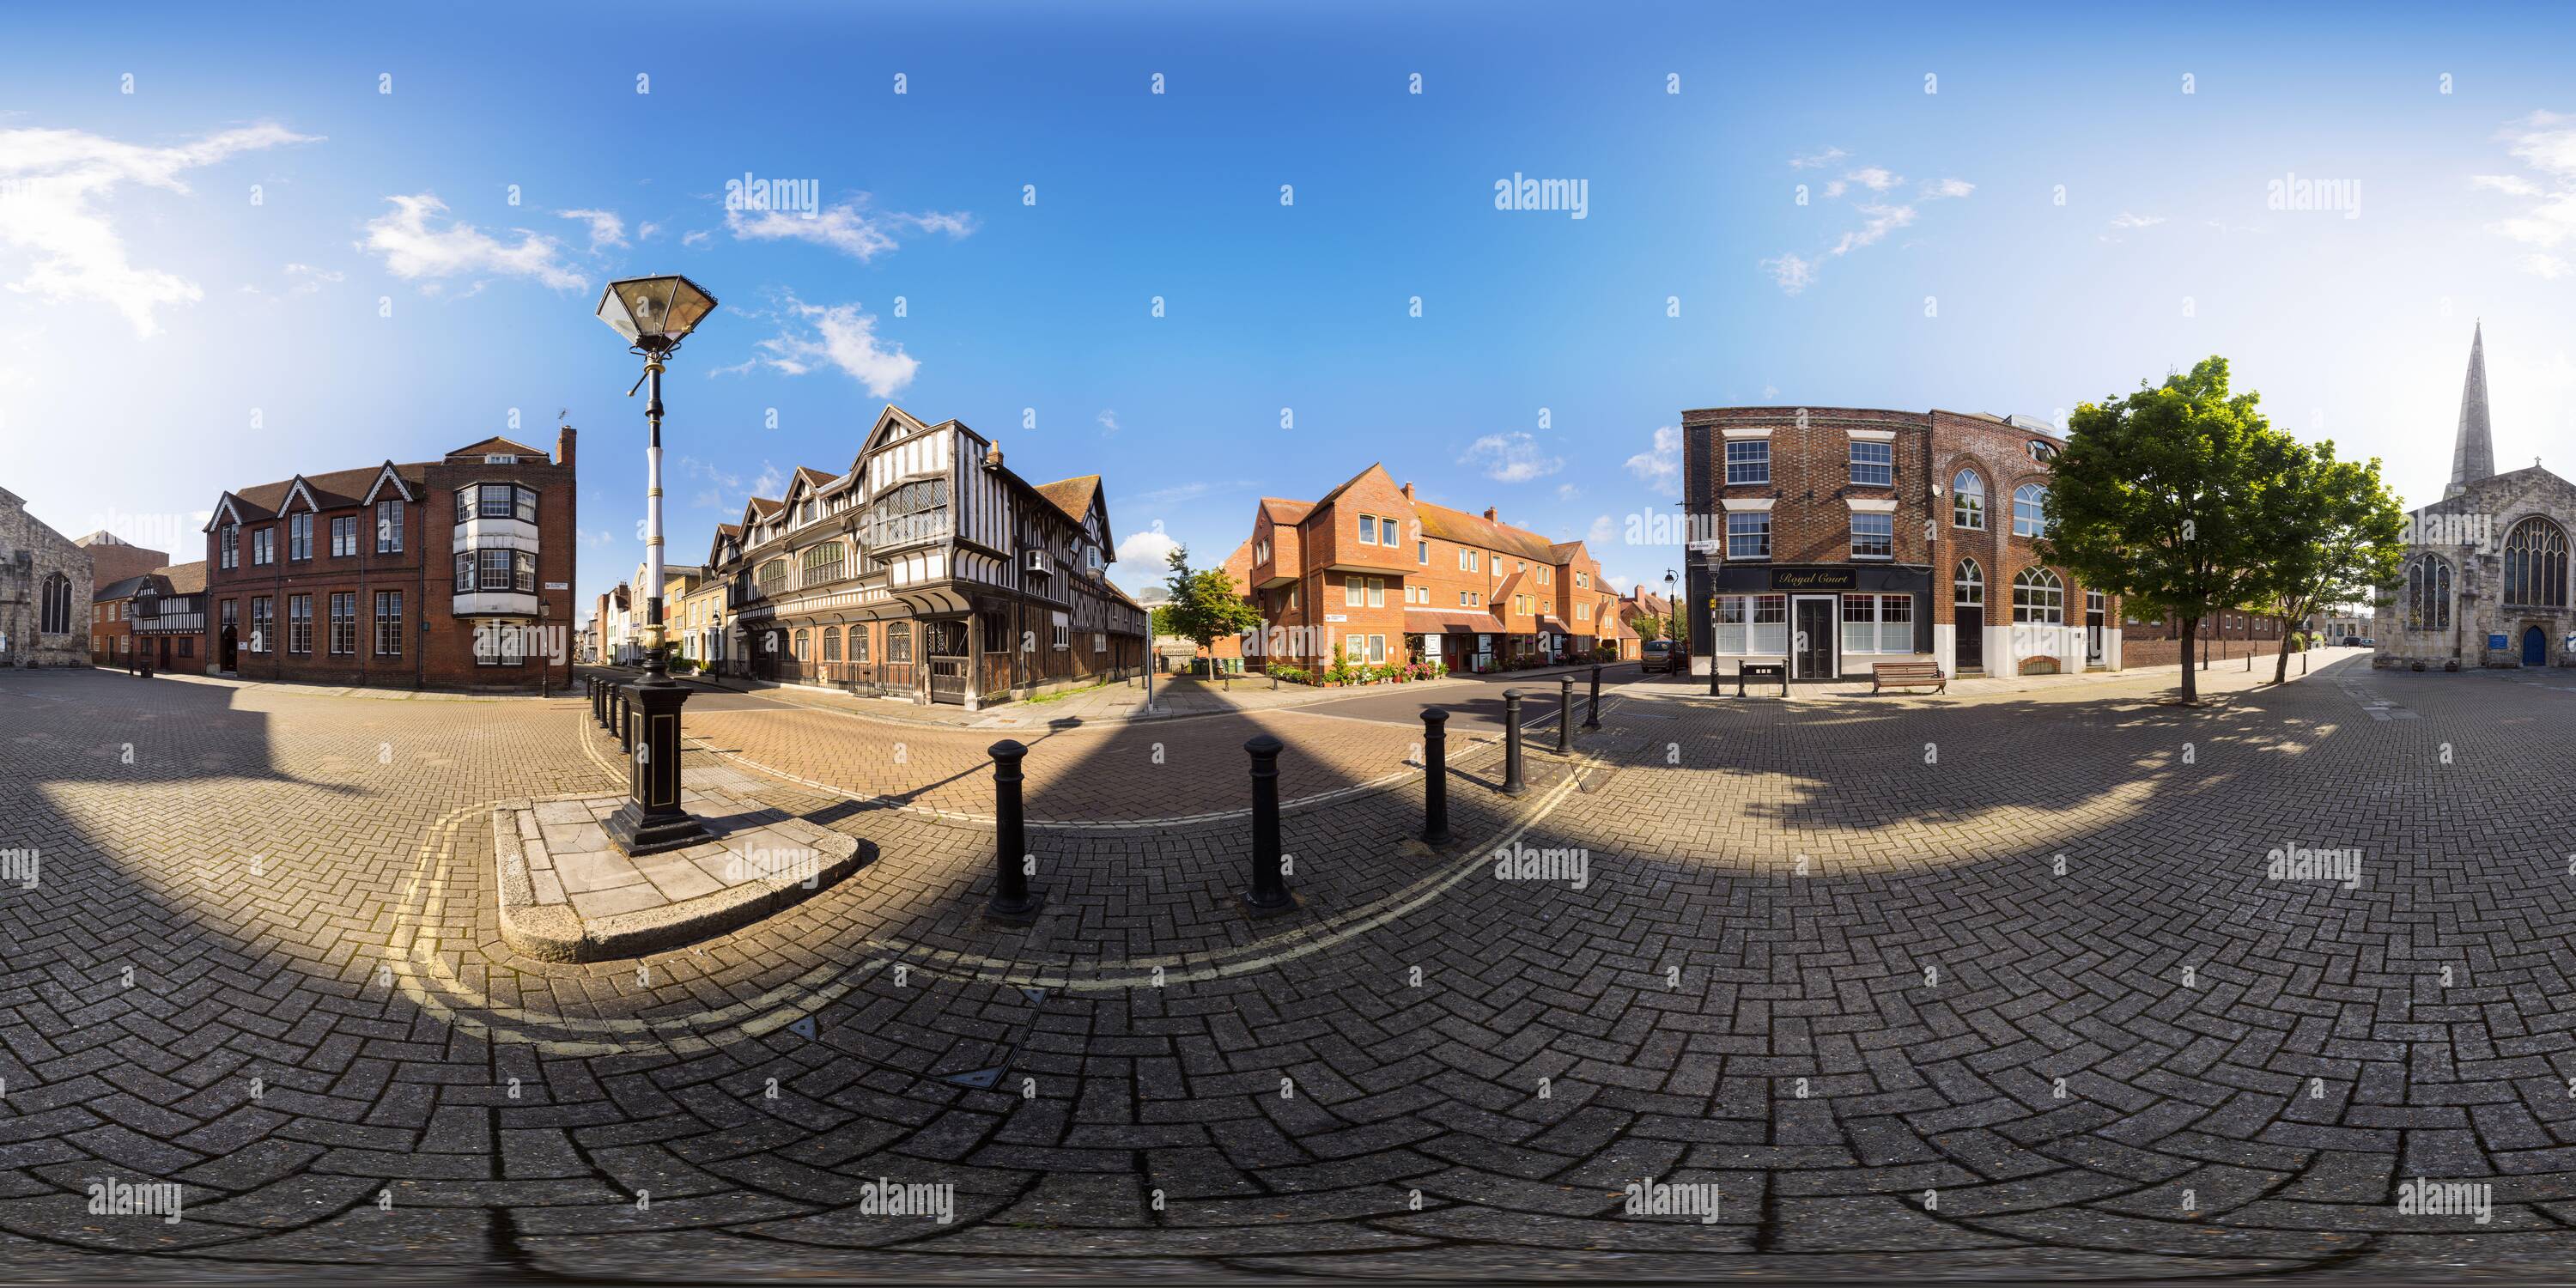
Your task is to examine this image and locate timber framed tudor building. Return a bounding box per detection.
[198,429,579,692]
[1681,405,2116,682]
[705,405,1148,708]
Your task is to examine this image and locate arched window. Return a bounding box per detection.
[1954,559,1984,605]
[2012,484,2049,538]
[852,624,872,663]
[2026,440,2058,464]
[887,621,913,662]
[792,629,810,662]
[2503,518,2569,608]
[2408,556,2453,631]
[39,573,72,634]
[1952,469,1986,530]
[2013,567,2064,623]
[822,625,842,662]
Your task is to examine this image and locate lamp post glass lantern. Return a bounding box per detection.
[597,273,719,857]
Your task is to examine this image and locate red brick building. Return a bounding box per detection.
[1681,406,2116,680]
[1239,464,1624,675]
[199,430,579,691]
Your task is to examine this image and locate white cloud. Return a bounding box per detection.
[1760,253,1815,294]
[1625,425,1682,499]
[1096,408,1119,434]
[1110,519,1183,592]
[0,122,317,336]
[361,194,587,290]
[724,197,976,262]
[1461,432,1563,483]
[681,229,711,246]
[2107,211,2166,230]
[557,208,627,250]
[1789,147,1847,169]
[733,297,919,397]
[2481,111,2576,276]
[1763,160,1970,294]
[1831,202,1916,254]
[1606,574,1633,593]
[1556,482,1580,500]
[750,461,784,500]
[636,221,662,241]
[1585,514,1617,547]
[283,263,343,295]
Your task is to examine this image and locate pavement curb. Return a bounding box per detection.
[491,800,866,963]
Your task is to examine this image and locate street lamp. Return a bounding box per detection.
[596,273,720,856]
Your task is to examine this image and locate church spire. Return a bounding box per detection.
[2445,321,2494,499]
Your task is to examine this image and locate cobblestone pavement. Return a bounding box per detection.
[2,655,2573,1281]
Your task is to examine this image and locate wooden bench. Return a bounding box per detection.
[1735,661,1788,696]
[1871,661,1947,695]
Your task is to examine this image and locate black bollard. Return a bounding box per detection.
[1421,708,1450,845]
[987,740,1043,921]
[1556,676,1573,754]
[1500,690,1526,795]
[592,677,607,728]
[617,689,634,756]
[1584,664,1603,731]
[1242,734,1293,912]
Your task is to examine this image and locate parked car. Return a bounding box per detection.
[2359,637,2375,647]
[1641,639,1680,672]
[2342,635,2362,647]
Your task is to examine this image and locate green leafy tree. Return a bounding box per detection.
[2259,445,2407,683]
[2042,356,2306,705]
[1159,546,1262,678]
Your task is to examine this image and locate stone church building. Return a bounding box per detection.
[0,485,95,668]
[2378,325,2575,671]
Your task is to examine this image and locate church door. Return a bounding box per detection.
[2524,626,2547,666]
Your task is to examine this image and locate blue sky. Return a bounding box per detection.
[5,1,2573,615]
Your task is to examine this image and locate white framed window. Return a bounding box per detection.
[1710,594,1788,655]
[1727,512,1771,559]
[1367,634,1386,663]
[1725,439,1771,484]
[2014,568,2065,623]
[1850,512,1894,559]
[1368,577,1385,607]
[1850,440,1893,487]
[2014,484,2049,537]
[1345,576,1364,607]
[1380,516,1399,545]
[1952,469,1985,530]
[1417,540,1428,564]
[1840,593,1915,654]
[1358,513,1377,544]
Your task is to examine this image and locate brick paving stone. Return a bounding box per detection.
[1,658,2573,1279]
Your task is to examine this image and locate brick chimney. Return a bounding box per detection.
[1400,481,1414,501]
[1483,506,1498,521]
[556,424,577,468]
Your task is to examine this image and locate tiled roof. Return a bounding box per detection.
[1032,475,1101,525]
[1259,498,1313,524]
[445,435,550,459]
[229,464,429,520]
[97,574,158,601]
[155,562,207,595]
[1413,501,1558,564]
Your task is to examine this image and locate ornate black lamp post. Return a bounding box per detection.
[596,274,720,856]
